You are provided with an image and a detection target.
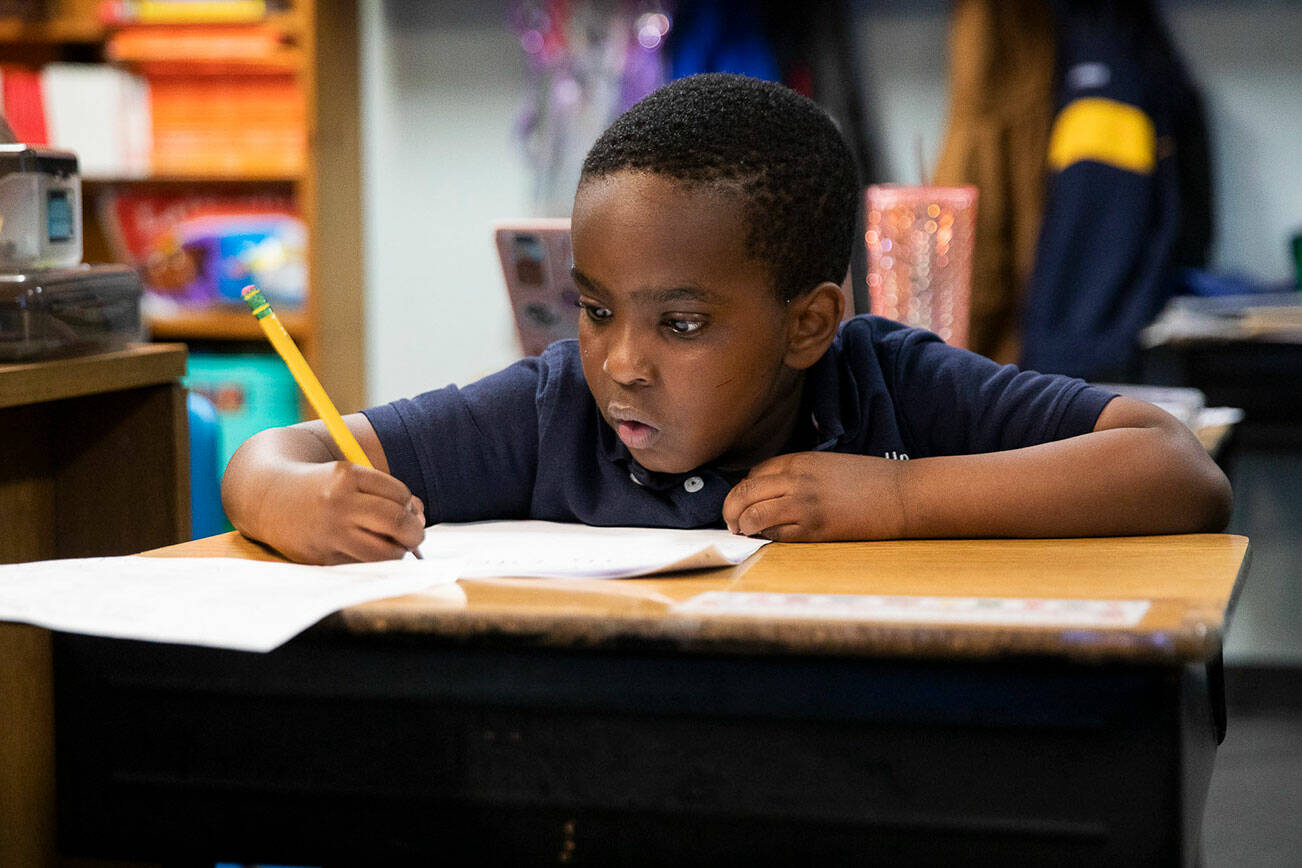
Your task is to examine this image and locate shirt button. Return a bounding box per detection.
[684,476,704,493]
[629,472,644,487]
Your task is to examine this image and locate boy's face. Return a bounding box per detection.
[571,171,803,475]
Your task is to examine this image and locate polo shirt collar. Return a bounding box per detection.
[802,339,859,451]
[595,414,730,492]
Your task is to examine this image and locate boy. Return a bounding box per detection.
[222,73,1231,565]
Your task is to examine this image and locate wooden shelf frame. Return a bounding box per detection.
[0,0,305,41]
[83,172,304,185]
[0,17,105,43]
[146,308,310,343]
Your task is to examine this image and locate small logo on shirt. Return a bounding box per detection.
[1067,62,1111,91]
[884,451,910,460]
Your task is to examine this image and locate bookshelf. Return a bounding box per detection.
[0,0,365,413]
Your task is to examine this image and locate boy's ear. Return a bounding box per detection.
[783,281,844,369]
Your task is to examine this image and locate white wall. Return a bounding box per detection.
[1165,2,1302,282]
[849,2,949,185]
[362,0,1302,403]
[361,1,530,405]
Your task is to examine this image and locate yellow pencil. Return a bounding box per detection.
[242,284,371,465]
[241,284,423,558]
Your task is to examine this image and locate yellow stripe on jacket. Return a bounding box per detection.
[1048,97,1156,174]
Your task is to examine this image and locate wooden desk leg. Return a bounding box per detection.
[0,623,56,868]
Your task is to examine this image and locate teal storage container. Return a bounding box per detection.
[185,352,301,508]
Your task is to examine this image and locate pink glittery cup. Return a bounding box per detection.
[864,185,978,348]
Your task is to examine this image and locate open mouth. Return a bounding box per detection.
[617,419,660,450]
[608,405,662,451]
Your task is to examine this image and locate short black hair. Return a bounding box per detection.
[579,73,858,303]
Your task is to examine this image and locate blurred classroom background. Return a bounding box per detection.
[3,0,1300,862]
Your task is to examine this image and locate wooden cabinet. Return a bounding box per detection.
[0,0,365,413]
[0,343,190,563]
[0,342,191,868]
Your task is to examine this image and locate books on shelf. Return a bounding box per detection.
[0,59,306,179]
[106,23,296,73]
[99,0,284,25]
[112,22,308,175]
[40,63,152,179]
[4,2,317,345]
[3,64,152,176]
[0,65,48,145]
[100,188,306,312]
[148,73,305,175]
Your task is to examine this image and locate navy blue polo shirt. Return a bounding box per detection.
[363,315,1116,528]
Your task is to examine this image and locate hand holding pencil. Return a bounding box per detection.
[241,285,424,560]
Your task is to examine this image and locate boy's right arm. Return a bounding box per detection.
[220,413,426,564]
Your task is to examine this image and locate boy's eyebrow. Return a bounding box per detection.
[571,267,603,294]
[642,286,723,304]
[571,267,724,304]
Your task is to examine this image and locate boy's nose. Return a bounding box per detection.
[602,333,653,386]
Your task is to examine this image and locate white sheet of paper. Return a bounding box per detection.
[0,556,456,652]
[417,520,769,579]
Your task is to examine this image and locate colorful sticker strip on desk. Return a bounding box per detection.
[676,592,1151,628]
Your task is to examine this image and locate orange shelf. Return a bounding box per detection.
[105,22,303,71]
[104,11,302,38]
[124,54,304,75]
[147,308,309,342]
[0,17,106,43]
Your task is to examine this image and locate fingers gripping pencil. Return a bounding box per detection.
[242,284,424,558]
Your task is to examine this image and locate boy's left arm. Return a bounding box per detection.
[722,396,1233,541]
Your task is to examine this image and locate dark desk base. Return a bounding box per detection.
[1144,340,1302,665]
[54,633,1218,866]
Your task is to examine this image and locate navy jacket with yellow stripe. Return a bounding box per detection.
[1022,0,1211,379]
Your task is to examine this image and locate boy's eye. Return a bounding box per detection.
[577,300,612,322]
[664,317,706,336]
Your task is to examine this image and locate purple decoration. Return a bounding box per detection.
[508,0,674,213]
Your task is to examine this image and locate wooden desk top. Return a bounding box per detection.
[1195,422,1232,458]
[0,343,187,409]
[148,532,1250,665]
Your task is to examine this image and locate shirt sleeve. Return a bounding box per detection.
[361,357,544,523]
[873,319,1117,457]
